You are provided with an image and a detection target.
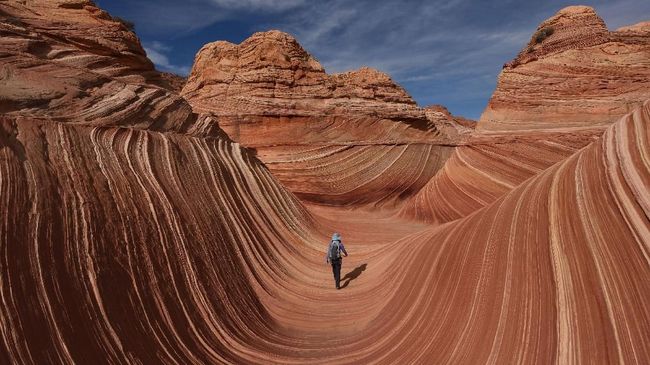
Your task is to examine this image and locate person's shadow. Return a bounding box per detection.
[340,263,367,289]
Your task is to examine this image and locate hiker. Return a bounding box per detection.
[326,232,348,289]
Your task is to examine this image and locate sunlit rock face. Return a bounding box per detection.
[0,0,184,92]
[1,1,649,364]
[479,5,650,132]
[181,30,469,207]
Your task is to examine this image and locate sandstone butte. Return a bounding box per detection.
[181,30,474,207]
[1,1,649,364]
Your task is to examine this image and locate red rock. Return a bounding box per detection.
[0,0,187,92]
[1,2,649,364]
[403,6,650,223]
[480,5,650,132]
[182,30,467,206]
[158,72,187,93]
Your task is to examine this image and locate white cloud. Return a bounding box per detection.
[147,41,172,53]
[110,0,650,117]
[144,43,191,75]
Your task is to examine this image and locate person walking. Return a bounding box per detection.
[326,232,348,289]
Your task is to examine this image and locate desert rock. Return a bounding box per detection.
[1,1,649,364]
[402,6,650,223]
[479,5,650,132]
[182,30,468,206]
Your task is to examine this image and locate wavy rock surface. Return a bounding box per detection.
[0,3,320,363]
[2,1,650,364]
[379,102,650,363]
[400,130,601,223]
[479,5,650,132]
[181,30,469,206]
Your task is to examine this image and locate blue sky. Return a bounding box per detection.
[97,0,650,119]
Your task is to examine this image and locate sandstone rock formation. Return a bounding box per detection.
[385,102,650,363]
[0,0,186,94]
[181,31,428,135]
[181,30,468,206]
[402,5,650,223]
[159,72,187,93]
[0,2,320,363]
[480,5,650,132]
[423,104,475,143]
[1,1,649,364]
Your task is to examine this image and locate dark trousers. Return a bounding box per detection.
[331,259,342,288]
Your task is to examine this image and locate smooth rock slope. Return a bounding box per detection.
[1,1,649,364]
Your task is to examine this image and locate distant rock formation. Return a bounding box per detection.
[402,5,650,223]
[479,5,650,132]
[182,31,427,134]
[423,105,475,144]
[182,30,469,206]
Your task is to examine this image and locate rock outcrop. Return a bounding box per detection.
[181,30,468,206]
[423,104,475,143]
[0,0,187,94]
[479,5,650,132]
[182,31,428,135]
[402,6,650,223]
[159,72,187,93]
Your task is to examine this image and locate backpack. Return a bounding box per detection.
[328,240,341,261]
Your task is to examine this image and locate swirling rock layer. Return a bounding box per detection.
[1,2,649,364]
[181,30,469,207]
[400,130,601,222]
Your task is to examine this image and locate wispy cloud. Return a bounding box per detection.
[252,0,649,118]
[144,42,191,75]
[102,0,650,118]
[101,0,306,35]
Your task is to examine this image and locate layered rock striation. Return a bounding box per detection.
[402,6,650,223]
[181,30,470,206]
[480,5,650,132]
[181,30,430,140]
[0,0,184,94]
[1,1,649,364]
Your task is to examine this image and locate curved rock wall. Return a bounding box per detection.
[1,2,649,364]
[367,101,650,363]
[403,6,650,223]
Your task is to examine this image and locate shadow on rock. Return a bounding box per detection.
[340,263,367,289]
